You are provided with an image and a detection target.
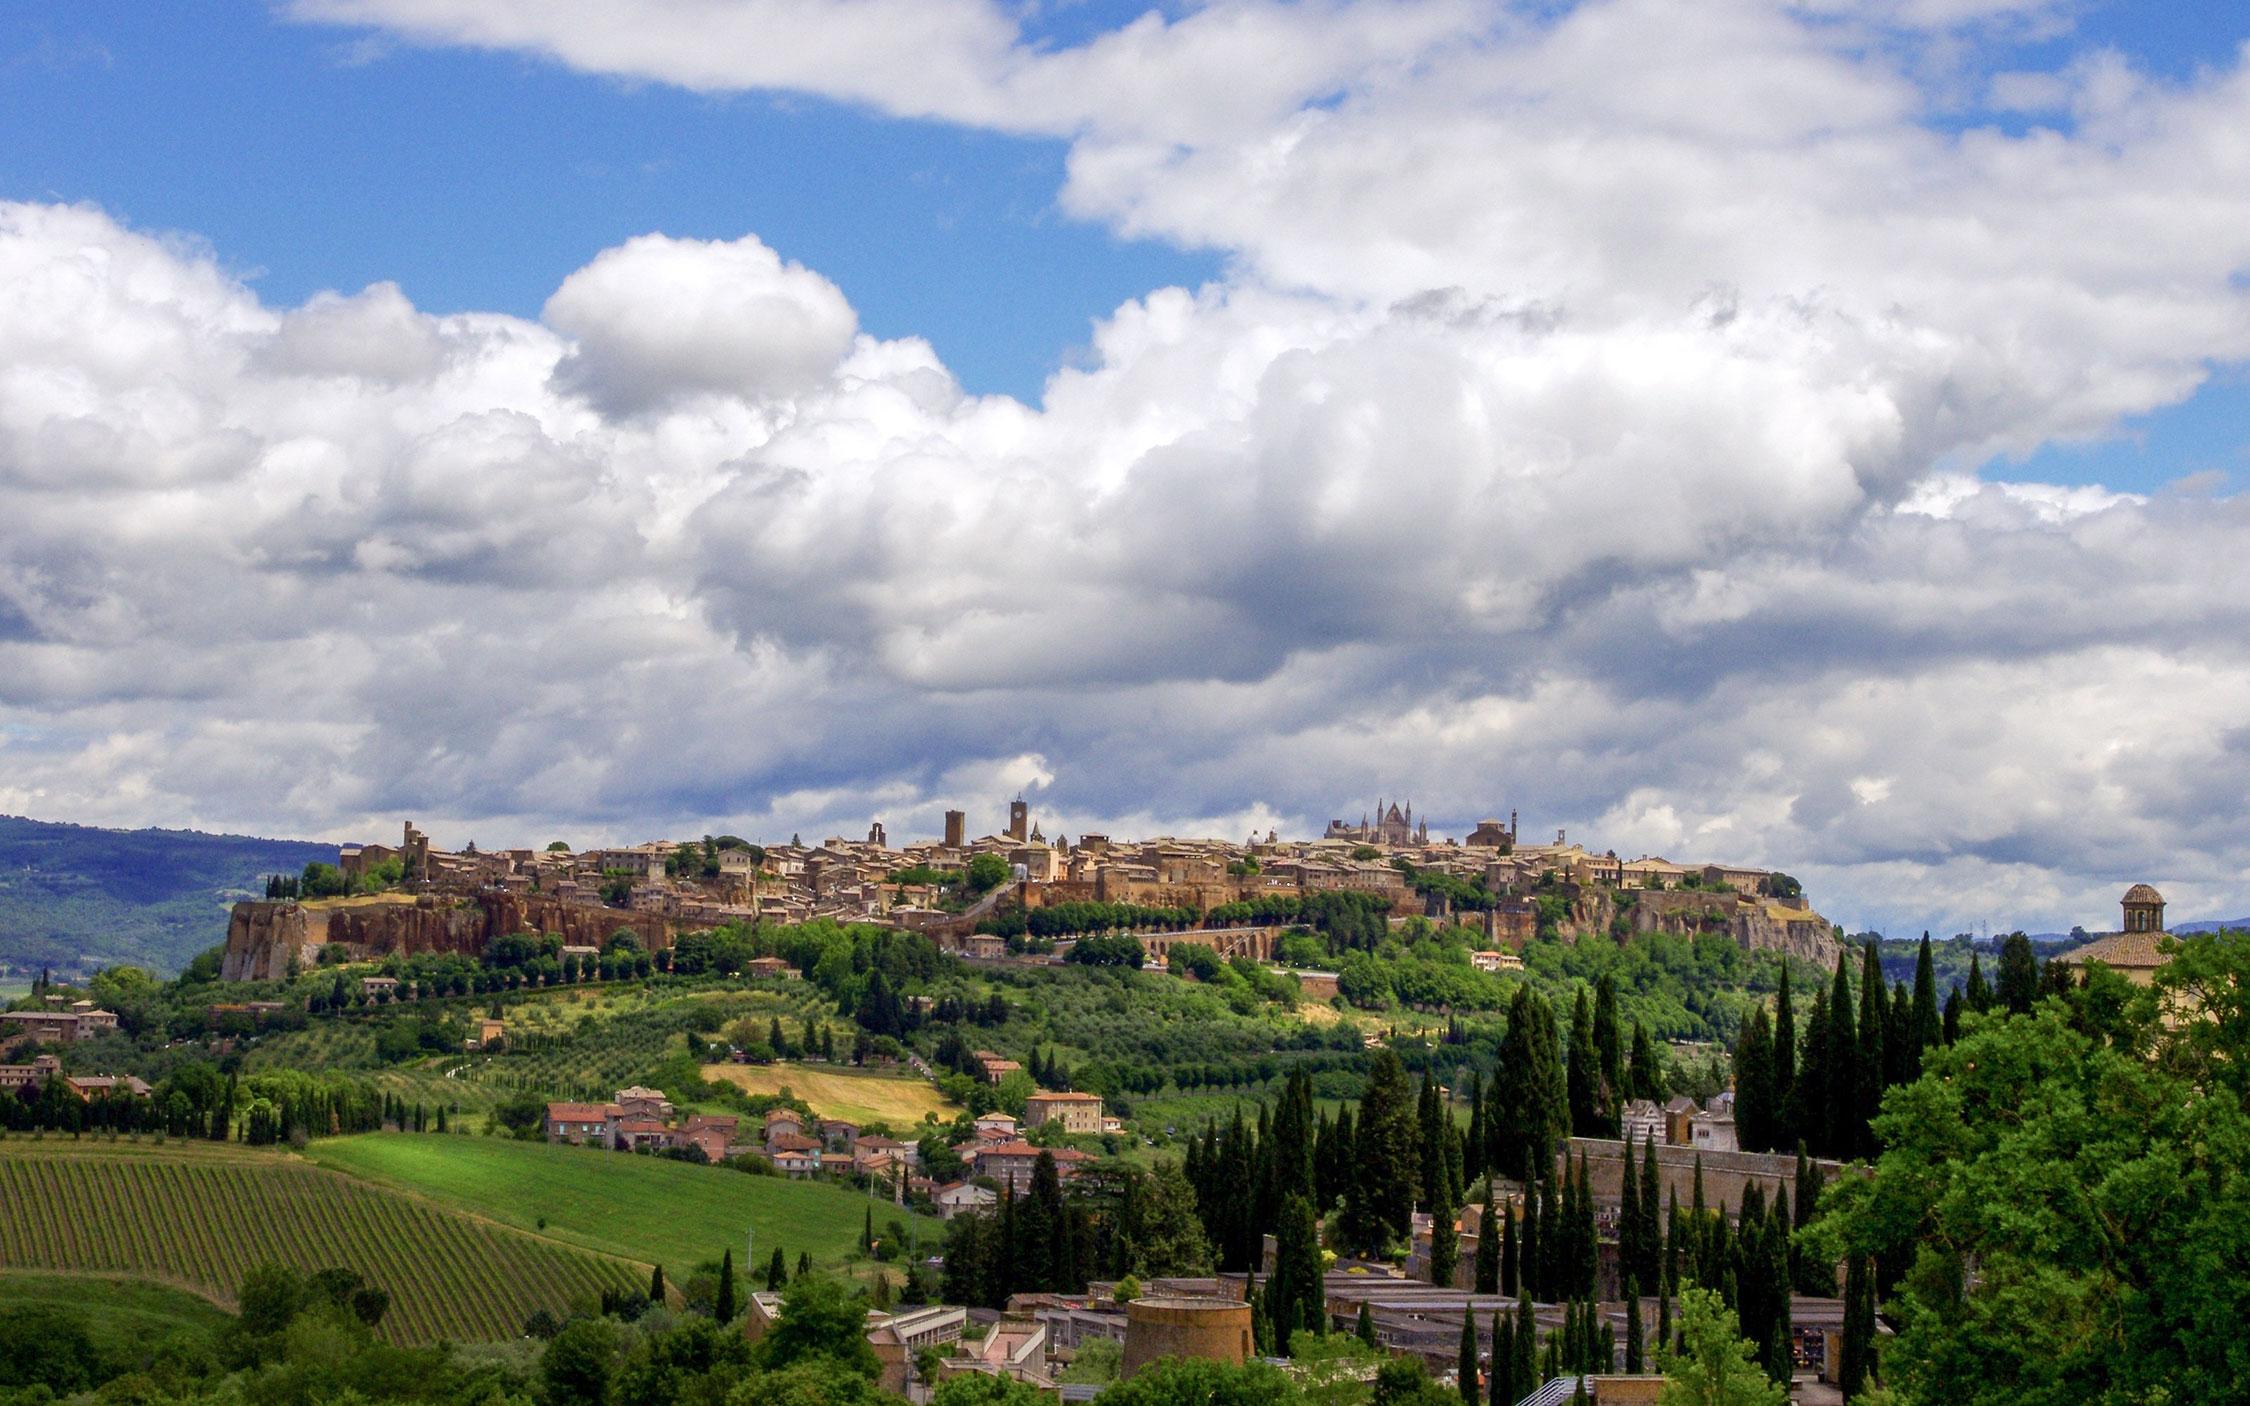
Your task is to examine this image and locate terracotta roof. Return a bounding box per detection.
[546,1102,618,1122]
[1026,1091,1103,1103]
[2061,930,2171,970]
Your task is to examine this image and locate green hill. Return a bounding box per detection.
[0,814,334,978]
[0,1138,640,1344]
[305,1132,941,1280]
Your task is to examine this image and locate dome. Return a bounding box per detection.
[2123,883,2165,904]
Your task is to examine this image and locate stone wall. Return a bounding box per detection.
[1562,1136,1847,1214]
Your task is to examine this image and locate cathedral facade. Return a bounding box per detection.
[1324,800,1427,847]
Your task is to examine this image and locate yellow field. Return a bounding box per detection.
[699,1062,958,1128]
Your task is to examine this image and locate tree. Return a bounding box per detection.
[1269,1194,1325,1355]
[0,1306,99,1396]
[1825,952,1859,1161]
[1910,934,1941,1061]
[1837,1253,1875,1401]
[1093,1356,1311,1406]
[1624,1277,1645,1372]
[541,1317,621,1406]
[1429,1171,1459,1288]
[715,1248,737,1322]
[1732,1007,1777,1153]
[1656,1286,1787,1406]
[1630,1020,1667,1102]
[1347,1049,1420,1255]
[1810,934,2250,1406]
[933,1374,1053,1406]
[1964,951,1991,1013]
[767,1247,789,1290]
[1995,933,2039,1015]
[1566,987,1603,1137]
[755,1272,881,1377]
[1474,1180,1501,1293]
[1593,974,1625,1127]
[650,1263,666,1304]
[1358,1302,1377,1346]
[1458,1311,1480,1405]
[1126,1160,1212,1277]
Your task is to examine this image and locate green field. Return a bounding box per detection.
[0,1137,639,1344]
[305,1132,941,1280]
[0,1270,232,1354]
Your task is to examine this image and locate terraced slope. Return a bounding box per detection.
[0,1139,640,1343]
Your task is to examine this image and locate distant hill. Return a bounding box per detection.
[0,814,332,978]
[2169,918,2250,934]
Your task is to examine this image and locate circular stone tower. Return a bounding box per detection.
[1122,1296,1255,1378]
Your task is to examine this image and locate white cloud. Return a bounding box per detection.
[3,3,2250,934]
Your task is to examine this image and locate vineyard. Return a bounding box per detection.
[0,1138,641,1344]
[305,1132,941,1276]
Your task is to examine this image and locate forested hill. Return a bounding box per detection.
[0,814,332,979]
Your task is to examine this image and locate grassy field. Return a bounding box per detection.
[699,1062,958,1128]
[0,1270,232,1352]
[0,1136,639,1344]
[305,1132,941,1280]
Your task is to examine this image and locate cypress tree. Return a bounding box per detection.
[1826,952,1858,1161]
[1490,1311,1510,1406]
[1942,989,1962,1044]
[1910,934,1940,1058]
[1270,1194,1324,1355]
[1886,982,1913,1088]
[715,1248,737,1321]
[1640,1133,1663,1293]
[1839,1252,1876,1398]
[1657,1274,1672,1356]
[1593,974,1624,1132]
[1771,967,1796,1150]
[1358,1301,1376,1346]
[1515,1296,1537,1393]
[1349,1050,1420,1255]
[1430,1171,1459,1287]
[1500,1200,1518,1296]
[1965,951,1991,1013]
[1419,1077,1447,1209]
[1618,1133,1643,1287]
[797,1250,810,1280]
[1519,1182,1541,1301]
[1628,1019,1665,1102]
[1791,989,1831,1159]
[1856,944,1886,1157]
[1475,1180,1501,1293]
[1733,1006,1776,1153]
[1996,933,2039,1015]
[1566,987,1600,1137]
[1458,1310,1479,1405]
[766,1247,787,1290]
[1623,1276,1644,1372]
[649,1264,665,1303]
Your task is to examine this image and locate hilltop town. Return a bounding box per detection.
[219,801,1842,984]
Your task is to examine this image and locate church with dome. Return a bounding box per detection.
[2057,884,2173,986]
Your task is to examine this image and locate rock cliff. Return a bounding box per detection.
[221,892,679,981]
[1557,886,1842,972]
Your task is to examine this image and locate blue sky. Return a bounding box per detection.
[0,2,1220,402]
[2,1,2249,936]
[1,3,2240,487]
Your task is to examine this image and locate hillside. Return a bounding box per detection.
[304,1133,942,1280]
[0,814,332,978]
[0,1138,639,1343]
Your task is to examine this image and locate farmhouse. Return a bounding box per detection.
[543,1102,621,1147]
[1023,1090,1105,1134]
[0,1005,120,1044]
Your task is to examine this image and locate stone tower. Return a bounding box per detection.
[943,810,966,849]
[2121,883,2166,934]
[1007,798,1029,842]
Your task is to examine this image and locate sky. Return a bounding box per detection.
[1,0,2248,939]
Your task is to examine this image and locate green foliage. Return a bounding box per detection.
[1658,1286,1788,1406]
[754,1272,881,1378]
[1810,931,2250,1406]
[965,853,1012,892]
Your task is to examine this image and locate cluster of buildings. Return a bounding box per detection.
[541,1086,742,1164]
[319,798,1818,965]
[0,998,121,1045]
[0,1051,151,1101]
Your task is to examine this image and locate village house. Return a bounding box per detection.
[974,1050,1023,1084]
[1023,1090,1105,1134]
[745,956,796,980]
[1689,1110,1740,1154]
[972,1112,1020,1141]
[1469,949,1523,973]
[973,1141,1093,1194]
[544,1101,621,1148]
[817,1117,862,1147]
[465,1017,505,1051]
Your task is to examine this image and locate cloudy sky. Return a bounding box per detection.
[2,1,2248,937]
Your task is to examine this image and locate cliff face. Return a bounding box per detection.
[1554,886,1842,972]
[221,892,679,980]
[222,901,310,981]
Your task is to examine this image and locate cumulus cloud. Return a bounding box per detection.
[4,2,2250,936]
[544,233,858,414]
